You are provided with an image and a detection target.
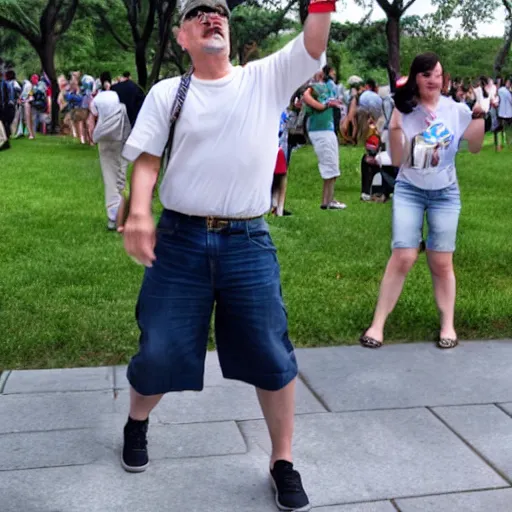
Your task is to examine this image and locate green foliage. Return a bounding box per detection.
[1,0,509,85]
[230,3,296,63]
[432,0,501,37]
[0,31,40,75]
[401,36,507,79]
[0,0,45,39]
[0,1,136,80]
[344,21,388,71]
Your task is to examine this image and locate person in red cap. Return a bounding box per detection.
[118,0,336,509]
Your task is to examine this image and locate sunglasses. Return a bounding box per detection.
[184,6,228,21]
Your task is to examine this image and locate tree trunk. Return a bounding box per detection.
[385,14,400,90]
[299,0,308,25]
[36,38,59,133]
[148,3,175,86]
[494,23,512,77]
[135,42,148,90]
[149,42,166,85]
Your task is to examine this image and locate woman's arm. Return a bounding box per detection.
[302,88,326,111]
[388,109,405,168]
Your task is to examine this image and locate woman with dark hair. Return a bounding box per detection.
[360,52,485,350]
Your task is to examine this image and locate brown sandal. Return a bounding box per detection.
[437,338,458,349]
[359,334,383,349]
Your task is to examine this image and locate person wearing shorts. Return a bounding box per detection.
[118,0,335,509]
[303,71,347,210]
[359,52,485,351]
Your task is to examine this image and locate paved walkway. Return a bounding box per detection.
[1,339,512,512]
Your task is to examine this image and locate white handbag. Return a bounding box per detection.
[93,103,130,144]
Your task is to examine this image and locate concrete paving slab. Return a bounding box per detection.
[0,429,108,471]
[98,417,247,460]
[498,402,512,417]
[0,449,279,512]
[114,351,246,389]
[296,340,512,411]
[396,488,512,511]
[239,409,507,507]
[2,367,114,394]
[432,405,512,481]
[313,503,396,511]
[110,380,326,424]
[0,391,115,433]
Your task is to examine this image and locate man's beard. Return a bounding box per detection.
[202,33,227,54]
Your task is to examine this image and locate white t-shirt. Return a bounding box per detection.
[474,86,495,114]
[122,34,324,217]
[498,86,512,119]
[90,91,120,121]
[359,90,383,118]
[398,96,472,191]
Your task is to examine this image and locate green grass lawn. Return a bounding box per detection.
[1,136,511,370]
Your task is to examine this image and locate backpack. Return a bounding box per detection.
[92,103,131,144]
[32,88,47,112]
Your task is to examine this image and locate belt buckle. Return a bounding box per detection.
[207,216,229,231]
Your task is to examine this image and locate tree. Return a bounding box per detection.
[432,0,506,76]
[90,0,181,89]
[123,0,158,89]
[494,0,512,76]
[353,0,419,87]
[230,1,296,64]
[148,0,177,84]
[0,0,80,130]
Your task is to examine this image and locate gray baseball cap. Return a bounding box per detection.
[180,0,230,21]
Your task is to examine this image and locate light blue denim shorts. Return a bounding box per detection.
[392,180,461,252]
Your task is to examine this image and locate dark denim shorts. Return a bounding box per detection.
[127,210,298,395]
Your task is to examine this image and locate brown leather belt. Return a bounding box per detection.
[169,210,263,231]
[205,216,261,230]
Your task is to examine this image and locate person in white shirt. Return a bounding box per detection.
[496,77,512,151]
[474,76,498,132]
[89,72,131,230]
[360,53,485,351]
[118,0,334,509]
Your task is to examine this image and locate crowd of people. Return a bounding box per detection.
[271,68,512,215]
[0,66,146,230]
[2,63,511,223]
[0,68,144,147]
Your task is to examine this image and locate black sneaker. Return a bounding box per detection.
[121,417,149,473]
[270,460,311,511]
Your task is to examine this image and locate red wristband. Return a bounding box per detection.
[308,0,336,13]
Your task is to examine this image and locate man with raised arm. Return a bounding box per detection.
[120,0,335,509]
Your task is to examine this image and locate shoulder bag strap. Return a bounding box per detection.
[116,68,193,229]
[161,66,193,172]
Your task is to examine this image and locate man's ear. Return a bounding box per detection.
[174,26,186,51]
